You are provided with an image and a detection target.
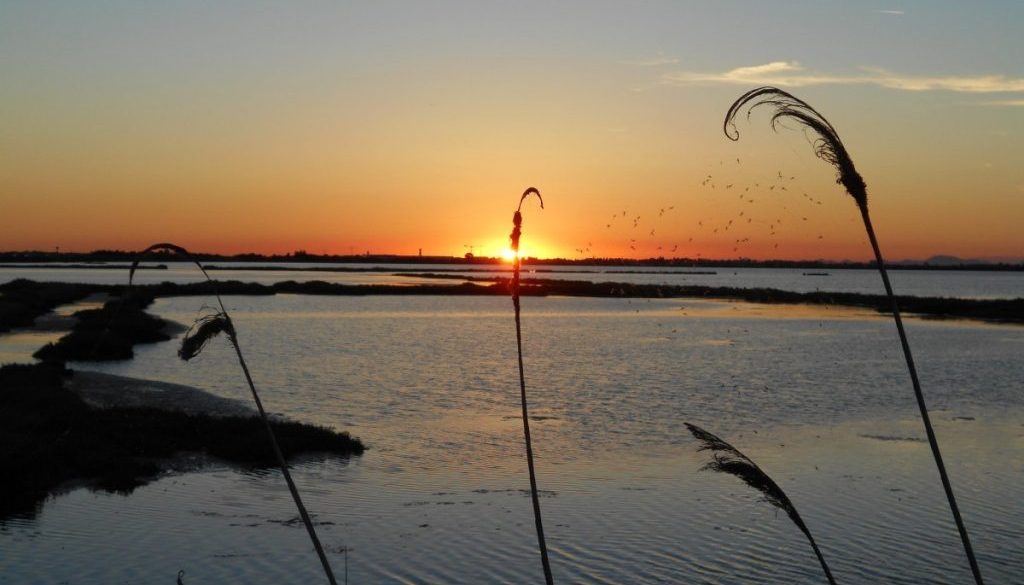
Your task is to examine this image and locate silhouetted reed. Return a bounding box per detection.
[509,187,554,585]
[178,311,232,361]
[686,423,837,584]
[724,87,983,584]
[129,243,339,585]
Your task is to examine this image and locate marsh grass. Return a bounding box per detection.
[129,243,340,585]
[685,423,836,584]
[0,280,95,333]
[724,87,984,583]
[0,362,362,520]
[32,294,169,362]
[509,187,555,585]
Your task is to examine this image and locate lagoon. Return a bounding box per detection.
[1,269,1022,583]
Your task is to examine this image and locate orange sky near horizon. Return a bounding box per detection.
[2,3,1023,262]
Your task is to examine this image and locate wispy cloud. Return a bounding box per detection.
[622,53,679,67]
[983,99,1024,106]
[873,9,905,15]
[662,61,1024,95]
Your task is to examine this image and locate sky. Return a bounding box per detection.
[2,1,1023,261]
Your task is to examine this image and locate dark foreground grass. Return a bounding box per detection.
[0,362,364,520]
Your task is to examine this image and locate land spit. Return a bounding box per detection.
[0,362,364,520]
[3,277,1020,326]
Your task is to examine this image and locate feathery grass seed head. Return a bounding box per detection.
[178,312,233,361]
[685,422,841,583]
[685,422,807,534]
[511,187,543,252]
[724,86,867,209]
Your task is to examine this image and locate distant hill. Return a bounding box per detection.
[920,255,1024,266]
[925,255,972,266]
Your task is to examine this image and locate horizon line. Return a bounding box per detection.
[1,249,1021,267]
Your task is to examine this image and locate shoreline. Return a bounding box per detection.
[0,361,364,521]
[66,370,254,417]
[4,278,1020,325]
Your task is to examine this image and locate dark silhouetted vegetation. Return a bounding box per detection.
[0,279,95,333]
[0,362,363,520]
[414,274,1024,323]
[178,312,232,361]
[33,294,170,362]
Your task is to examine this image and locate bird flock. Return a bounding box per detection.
[579,157,833,260]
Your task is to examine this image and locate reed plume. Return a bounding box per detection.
[178,312,232,361]
[685,423,836,584]
[724,87,983,584]
[510,187,554,585]
[130,243,339,585]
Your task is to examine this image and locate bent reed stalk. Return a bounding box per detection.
[724,87,984,584]
[129,243,339,585]
[685,423,837,584]
[510,188,554,585]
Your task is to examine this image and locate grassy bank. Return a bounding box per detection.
[0,362,364,520]
[33,293,171,361]
[0,280,96,333]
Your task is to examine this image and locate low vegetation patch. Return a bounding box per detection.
[0,363,364,520]
[0,279,95,333]
[33,294,171,361]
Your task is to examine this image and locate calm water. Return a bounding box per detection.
[1,262,1023,298]
[2,292,1022,584]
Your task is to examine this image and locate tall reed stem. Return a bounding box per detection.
[510,189,554,585]
[805,527,837,585]
[222,308,338,585]
[859,208,983,584]
[130,244,338,585]
[724,89,984,584]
